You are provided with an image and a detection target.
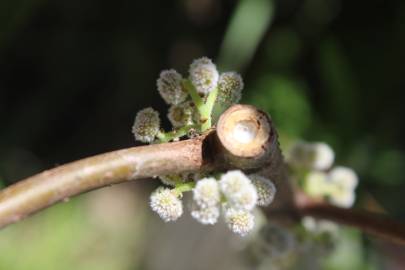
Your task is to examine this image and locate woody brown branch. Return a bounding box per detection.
[0,104,404,247]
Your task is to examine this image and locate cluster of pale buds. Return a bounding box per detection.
[132,57,244,144]
[149,170,277,236]
[286,141,358,208]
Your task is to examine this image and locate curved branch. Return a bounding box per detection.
[295,192,405,245]
[0,136,210,229]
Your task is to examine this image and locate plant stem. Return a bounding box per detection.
[157,125,197,143]
[183,79,204,113]
[200,86,218,131]
[294,192,405,245]
[174,181,195,196]
[0,137,209,229]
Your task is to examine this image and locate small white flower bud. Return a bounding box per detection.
[287,141,335,170]
[329,189,356,208]
[157,69,187,105]
[132,107,160,143]
[219,170,251,196]
[193,177,220,208]
[304,171,329,197]
[217,72,244,104]
[189,57,219,94]
[225,208,255,236]
[167,101,197,128]
[310,142,335,170]
[150,187,183,222]
[328,166,358,190]
[249,174,277,206]
[191,205,220,225]
[231,185,258,211]
[220,170,257,210]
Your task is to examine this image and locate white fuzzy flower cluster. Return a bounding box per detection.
[133,57,245,145]
[219,171,259,236]
[286,141,335,171]
[191,177,221,224]
[327,166,358,208]
[304,166,358,208]
[132,107,160,143]
[192,171,276,236]
[150,187,183,222]
[286,140,358,208]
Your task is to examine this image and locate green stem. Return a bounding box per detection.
[173,181,195,196]
[200,86,218,131]
[156,125,197,143]
[183,79,204,111]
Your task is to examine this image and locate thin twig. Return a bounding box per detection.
[295,192,405,245]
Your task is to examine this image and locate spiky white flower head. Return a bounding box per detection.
[225,208,255,236]
[167,101,196,128]
[189,57,219,94]
[249,174,277,206]
[157,69,187,105]
[217,72,244,104]
[328,166,358,190]
[191,205,220,225]
[220,170,258,210]
[132,107,160,143]
[150,187,183,222]
[219,170,251,196]
[286,141,334,170]
[310,142,335,170]
[329,188,356,208]
[193,178,220,208]
[230,185,258,211]
[304,171,329,197]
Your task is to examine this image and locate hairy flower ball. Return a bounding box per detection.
[304,171,329,197]
[309,142,335,170]
[249,174,277,206]
[167,101,196,128]
[225,208,255,236]
[328,166,358,190]
[287,141,335,170]
[220,170,257,210]
[157,69,187,105]
[329,188,356,208]
[132,107,160,143]
[189,57,219,94]
[191,205,220,225]
[193,178,220,208]
[150,187,183,222]
[217,72,244,104]
[219,170,251,196]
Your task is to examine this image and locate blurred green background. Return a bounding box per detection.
[1,0,405,269]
